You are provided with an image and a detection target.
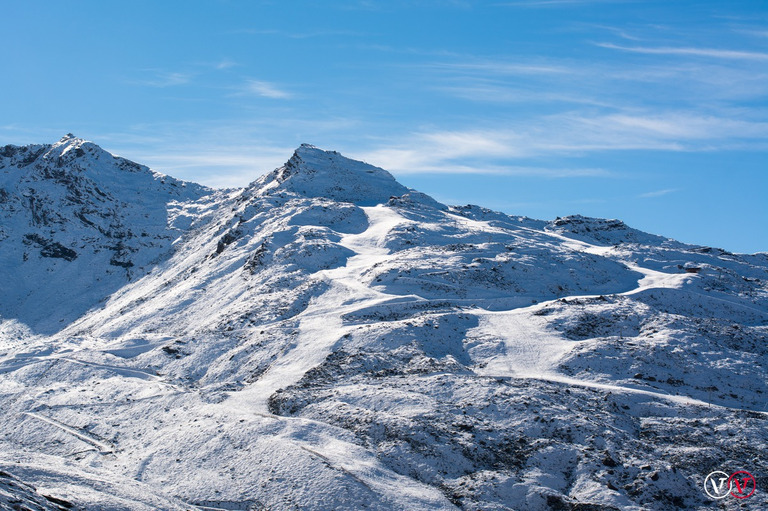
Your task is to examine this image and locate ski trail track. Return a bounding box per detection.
[467,228,760,411]
[23,412,114,454]
[226,204,411,413]
[471,260,692,381]
[219,205,457,510]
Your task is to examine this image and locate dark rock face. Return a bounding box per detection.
[0,470,72,511]
[23,234,78,261]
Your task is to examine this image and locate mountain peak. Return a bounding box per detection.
[0,135,111,171]
[255,144,411,205]
[0,135,208,206]
[48,133,110,161]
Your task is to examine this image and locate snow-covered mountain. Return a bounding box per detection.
[1,136,766,510]
[0,134,212,333]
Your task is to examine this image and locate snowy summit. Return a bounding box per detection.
[254,143,410,205]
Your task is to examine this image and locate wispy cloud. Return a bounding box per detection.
[639,188,678,198]
[355,130,612,176]
[91,117,364,188]
[595,113,768,140]
[496,0,627,6]
[423,46,768,119]
[424,57,612,107]
[133,71,193,88]
[436,82,614,107]
[214,59,238,70]
[597,42,768,61]
[241,80,293,99]
[233,28,367,39]
[131,150,292,188]
[352,110,768,175]
[744,30,768,38]
[429,60,571,75]
[580,23,642,41]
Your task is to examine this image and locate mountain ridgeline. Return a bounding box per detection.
[0,136,766,510]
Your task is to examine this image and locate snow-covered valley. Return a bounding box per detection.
[1,136,766,510]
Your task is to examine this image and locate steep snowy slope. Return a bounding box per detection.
[0,138,766,510]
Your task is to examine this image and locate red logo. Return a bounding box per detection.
[729,471,756,499]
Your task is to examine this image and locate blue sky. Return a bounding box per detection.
[2,0,766,252]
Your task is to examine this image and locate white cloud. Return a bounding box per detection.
[354,130,611,176]
[131,149,292,188]
[233,28,367,39]
[638,188,678,198]
[92,117,363,187]
[242,80,293,99]
[743,30,768,38]
[496,0,627,6]
[134,71,193,88]
[431,60,572,75]
[215,59,238,70]
[438,49,768,95]
[351,110,768,175]
[594,113,768,140]
[425,49,768,115]
[582,24,643,41]
[597,42,768,61]
[436,83,615,107]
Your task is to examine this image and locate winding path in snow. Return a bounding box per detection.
[231,206,748,421]
[220,205,457,511]
[23,412,114,454]
[226,205,409,413]
[471,259,692,379]
[465,230,758,411]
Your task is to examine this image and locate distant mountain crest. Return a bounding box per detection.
[2,134,106,167]
[546,214,676,247]
[47,133,111,162]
